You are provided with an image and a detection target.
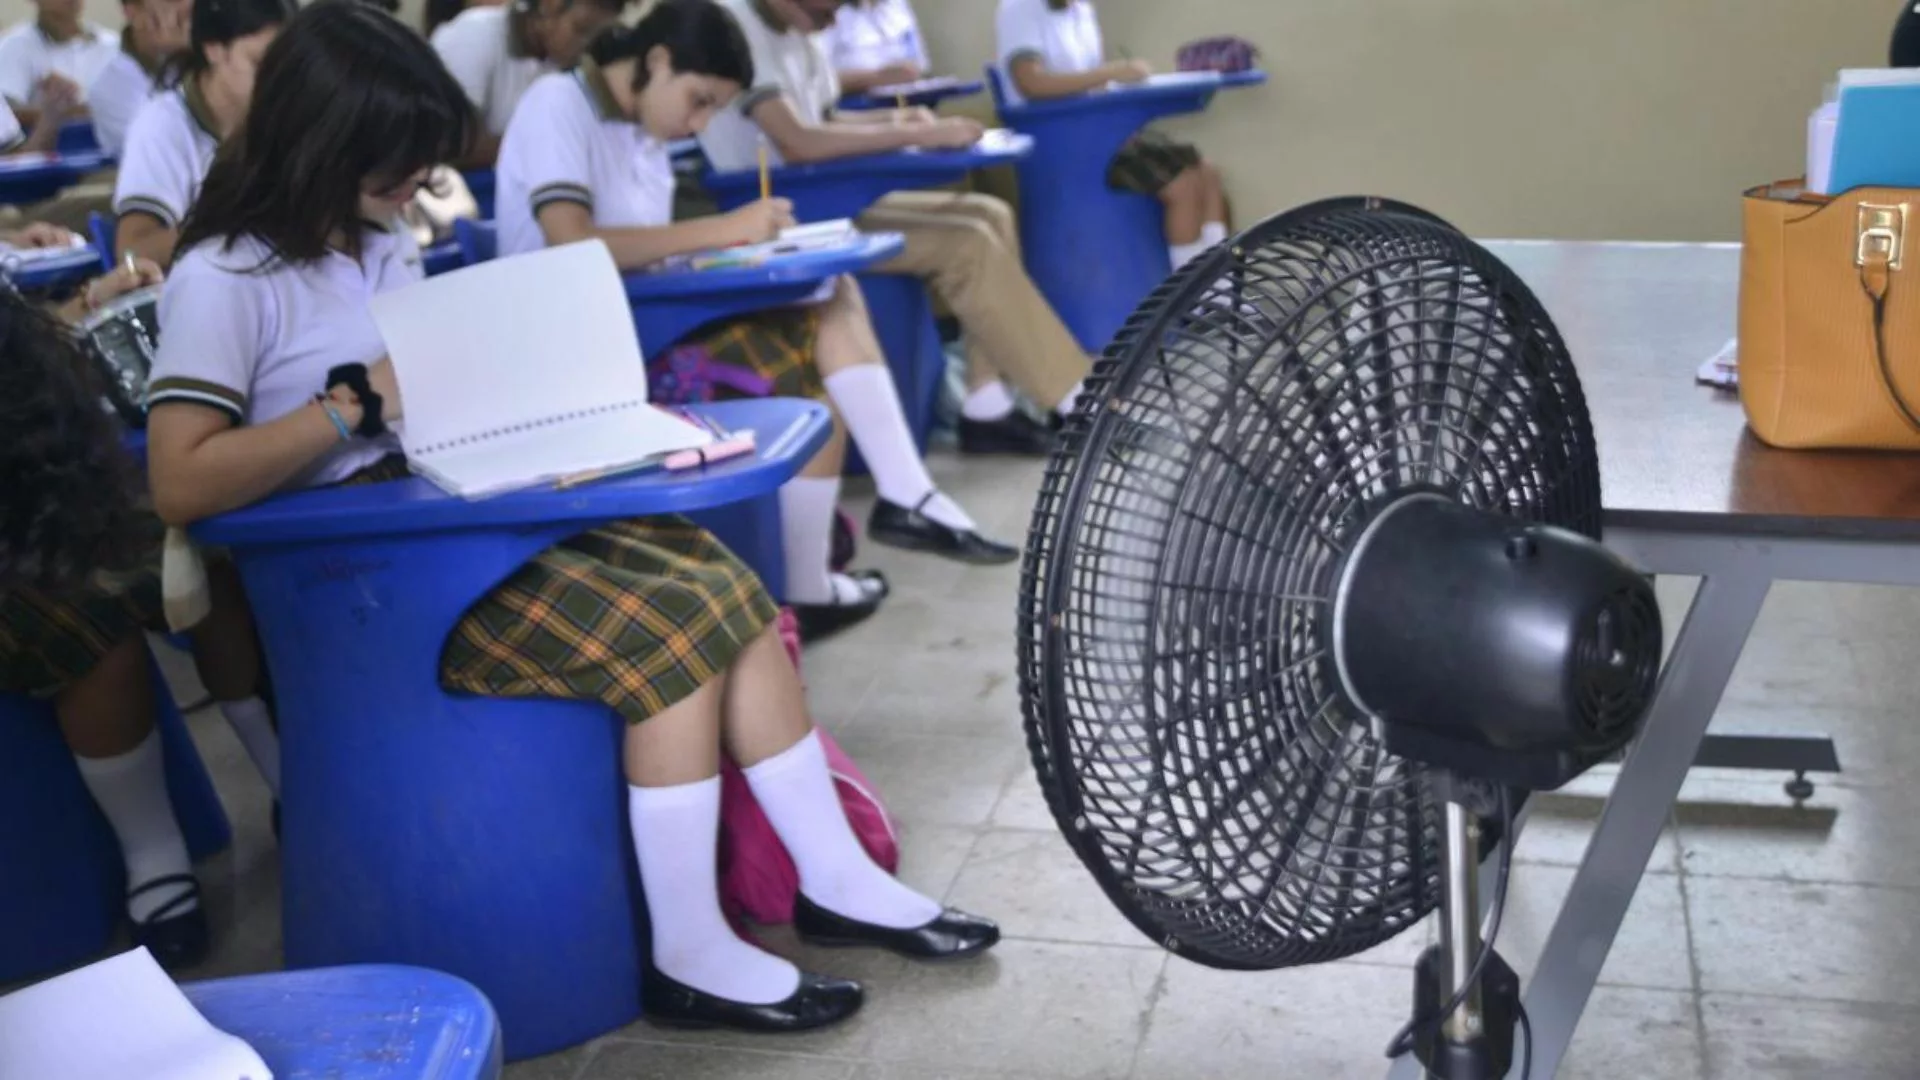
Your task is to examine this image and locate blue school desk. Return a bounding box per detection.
[702,135,1034,459]
[0,149,110,206]
[459,169,495,220]
[184,965,502,1080]
[421,239,463,277]
[190,397,831,1062]
[839,74,986,112]
[4,244,106,293]
[0,652,233,985]
[987,67,1266,354]
[56,121,99,156]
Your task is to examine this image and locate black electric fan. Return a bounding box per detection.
[1016,197,1664,1080]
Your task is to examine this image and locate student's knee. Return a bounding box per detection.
[962,193,1017,243]
[55,634,155,755]
[1198,159,1223,194]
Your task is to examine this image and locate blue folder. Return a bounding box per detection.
[1828,82,1920,193]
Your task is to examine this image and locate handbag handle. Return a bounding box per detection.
[1857,202,1920,432]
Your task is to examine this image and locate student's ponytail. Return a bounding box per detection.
[160,0,301,88]
[586,0,754,91]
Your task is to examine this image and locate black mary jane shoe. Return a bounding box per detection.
[793,894,1002,963]
[867,496,1018,566]
[957,412,1053,457]
[129,873,210,971]
[792,569,889,644]
[641,966,864,1034]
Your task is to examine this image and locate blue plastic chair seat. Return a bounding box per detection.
[184,964,502,1080]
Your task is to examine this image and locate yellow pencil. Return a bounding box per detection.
[896,93,907,112]
[757,140,770,202]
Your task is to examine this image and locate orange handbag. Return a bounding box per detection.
[1739,178,1920,449]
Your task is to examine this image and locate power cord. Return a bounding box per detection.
[1383,786,1522,1076]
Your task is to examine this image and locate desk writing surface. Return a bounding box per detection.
[1487,241,1920,540]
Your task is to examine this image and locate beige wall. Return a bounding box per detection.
[7,0,1895,239]
[918,0,1894,241]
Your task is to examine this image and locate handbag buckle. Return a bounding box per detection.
[1857,203,1907,270]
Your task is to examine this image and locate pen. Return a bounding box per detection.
[757,138,771,202]
[123,251,136,278]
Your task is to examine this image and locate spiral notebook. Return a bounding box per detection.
[369,239,713,499]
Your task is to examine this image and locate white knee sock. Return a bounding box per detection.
[743,731,941,930]
[1055,380,1085,420]
[629,777,800,1004]
[780,477,870,606]
[1201,221,1228,247]
[961,380,1016,422]
[73,729,197,923]
[822,365,975,532]
[218,696,279,798]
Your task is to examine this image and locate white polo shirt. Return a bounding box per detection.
[495,60,675,259]
[87,44,163,158]
[0,22,118,108]
[0,101,22,153]
[698,0,839,173]
[431,5,547,136]
[148,227,422,488]
[112,85,218,229]
[994,0,1103,107]
[825,0,928,75]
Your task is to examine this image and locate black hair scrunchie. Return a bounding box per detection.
[325,363,388,438]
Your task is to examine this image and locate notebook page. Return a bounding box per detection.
[0,948,273,1080]
[372,239,649,456]
[419,405,713,499]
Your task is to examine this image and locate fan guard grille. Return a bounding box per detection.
[1016,198,1601,970]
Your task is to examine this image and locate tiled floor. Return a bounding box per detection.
[154,449,1920,1079]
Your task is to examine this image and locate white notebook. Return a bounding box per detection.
[370,239,713,499]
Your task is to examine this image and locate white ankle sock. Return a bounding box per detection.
[1201,221,1228,246]
[779,476,839,606]
[1170,237,1212,270]
[961,380,1017,422]
[73,729,197,923]
[823,365,975,532]
[1055,380,1085,419]
[629,777,799,1004]
[218,696,279,797]
[743,732,941,930]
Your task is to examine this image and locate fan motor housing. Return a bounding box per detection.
[1331,494,1662,791]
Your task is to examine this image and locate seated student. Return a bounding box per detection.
[0,93,72,154]
[0,0,118,130]
[147,0,999,1030]
[496,0,1020,633]
[87,0,191,158]
[0,257,280,972]
[699,0,1090,458]
[112,0,295,267]
[432,0,629,168]
[995,0,1230,272]
[424,0,504,40]
[826,0,927,96]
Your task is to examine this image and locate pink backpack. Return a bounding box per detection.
[1176,36,1261,74]
[717,608,901,926]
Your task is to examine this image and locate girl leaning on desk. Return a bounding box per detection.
[495,0,1020,644]
[141,0,1000,1034]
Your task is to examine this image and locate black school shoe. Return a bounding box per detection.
[792,570,889,644]
[868,498,1018,566]
[793,894,1001,963]
[130,874,210,971]
[641,966,864,1034]
[957,412,1053,457]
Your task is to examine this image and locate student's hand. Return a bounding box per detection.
[891,105,938,127]
[872,61,924,88]
[915,117,985,151]
[725,197,797,245]
[329,359,404,425]
[8,221,75,249]
[36,73,81,118]
[1108,59,1153,84]
[81,256,162,311]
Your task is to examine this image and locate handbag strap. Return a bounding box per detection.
[1857,212,1920,433]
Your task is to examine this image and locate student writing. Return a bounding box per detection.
[826,0,927,96]
[0,0,117,129]
[88,0,191,158]
[432,0,630,168]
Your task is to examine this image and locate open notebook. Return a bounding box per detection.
[370,239,714,499]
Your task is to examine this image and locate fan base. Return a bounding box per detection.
[1412,944,1518,1080]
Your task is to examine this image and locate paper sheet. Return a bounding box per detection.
[0,948,273,1080]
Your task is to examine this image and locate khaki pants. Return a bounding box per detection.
[855,190,1088,411]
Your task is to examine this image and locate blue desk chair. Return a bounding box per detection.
[0,150,110,207]
[839,75,985,112]
[56,121,99,156]
[184,964,502,1080]
[0,653,233,984]
[190,399,829,1061]
[701,137,1032,461]
[460,169,496,220]
[87,211,115,271]
[985,66,1265,354]
[421,238,463,277]
[4,245,108,295]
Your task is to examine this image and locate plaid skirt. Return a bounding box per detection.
[346,458,778,724]
[682,307,826,402]
[0,562,163,698]
[1107,129,1203,196]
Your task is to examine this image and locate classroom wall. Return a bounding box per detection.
[5,0,1894,239]
[918,0,1894,241]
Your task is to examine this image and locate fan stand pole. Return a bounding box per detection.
[1412,776,1520,1080]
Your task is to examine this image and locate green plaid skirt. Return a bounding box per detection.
[1107,129,1203,196]
[688,307,826,401]
[0,563,163,698]
[348,458,777,723]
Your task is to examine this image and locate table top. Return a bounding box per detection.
[843,75,985,110]
[1003,68,1266,120]
[0,150,108,177]
[3,244,100,289]
[705,131,1032,188]
[623,233,903,301]
[1488,240,1920,540]
[193,399,832,548]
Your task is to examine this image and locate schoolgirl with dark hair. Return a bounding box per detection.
[111,0,297,265]
[147,0,999,1033]
[432,0,632,167]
